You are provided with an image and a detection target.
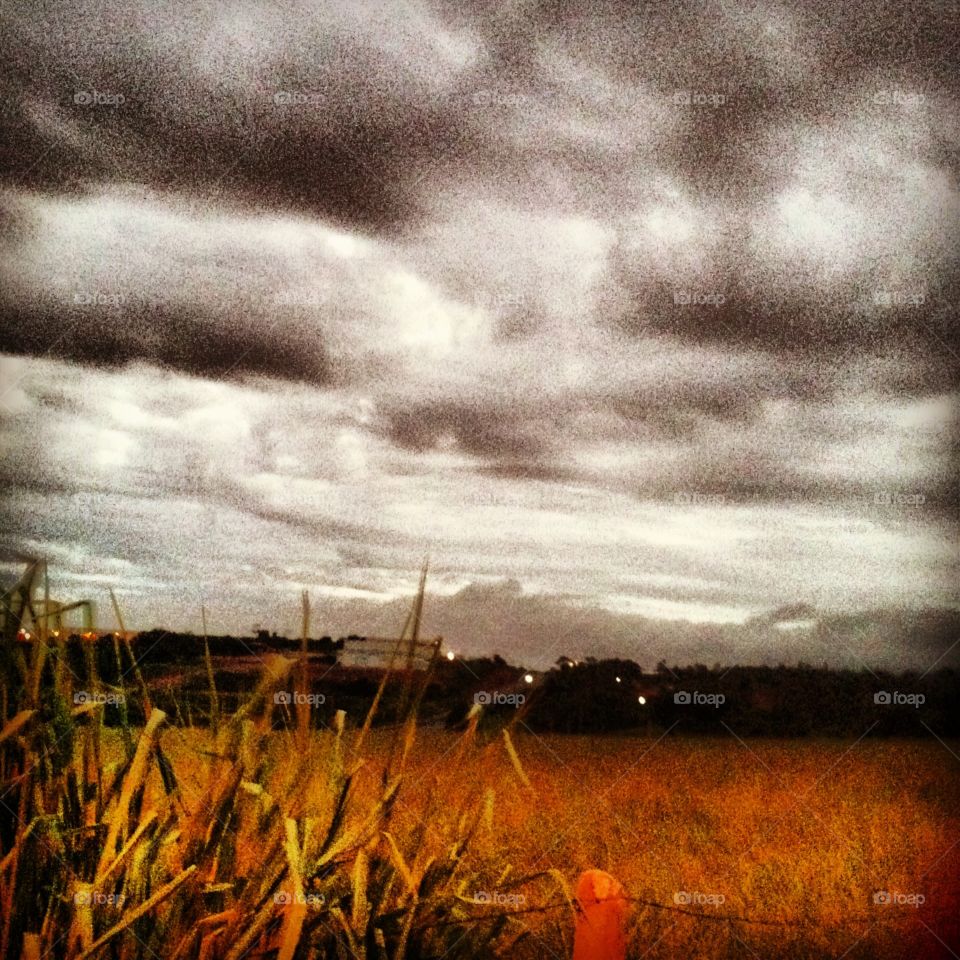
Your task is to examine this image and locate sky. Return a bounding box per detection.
[0,0,957,669]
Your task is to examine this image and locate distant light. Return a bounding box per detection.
[52,630,60,638]
[523,673,534,684]
[615,676,621,683]
[23,632,31,640]
[446,651,456,661]
[638,696,647,705]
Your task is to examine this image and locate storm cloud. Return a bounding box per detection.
[1,0,957,666]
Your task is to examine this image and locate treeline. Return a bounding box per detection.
[132,629,344,663]
[519,660,958,737]
[54,635,960,737]
[64,629,342,680]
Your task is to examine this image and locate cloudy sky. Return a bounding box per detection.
[1,0,957,669]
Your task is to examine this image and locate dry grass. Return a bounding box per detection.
[1,656,541,959]
[2,566,958,959]
[148,725,960,959]
[2,567,546,960]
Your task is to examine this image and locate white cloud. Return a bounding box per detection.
[1,353,955,647]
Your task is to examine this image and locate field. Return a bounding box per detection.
[154,724,959,959]
[2,591,958,960]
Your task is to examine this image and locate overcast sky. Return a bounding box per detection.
[1,0,957,668]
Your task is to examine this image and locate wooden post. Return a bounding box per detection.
[297,591,310,744]
[573,869,629,960]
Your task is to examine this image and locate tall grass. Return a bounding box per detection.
[0,573,544,959]
[3,564,956,959]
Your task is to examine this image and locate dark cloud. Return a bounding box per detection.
[0,0,957,663]
[0,301,330,384]
[2,0,957,369]
[0,189,338,383]
[0,1,470,232]
[3,0,957,233]
[606,381,761,434]
[609,268,960,360]
[382,400,549,460]
[430,0,960,216]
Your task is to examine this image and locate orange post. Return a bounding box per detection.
[573,869,630,960]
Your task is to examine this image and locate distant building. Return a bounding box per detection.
[339,635,443,671]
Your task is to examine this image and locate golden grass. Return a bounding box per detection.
[2,568,957,959]
[2,569,541,960]
[146,724,958,959]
